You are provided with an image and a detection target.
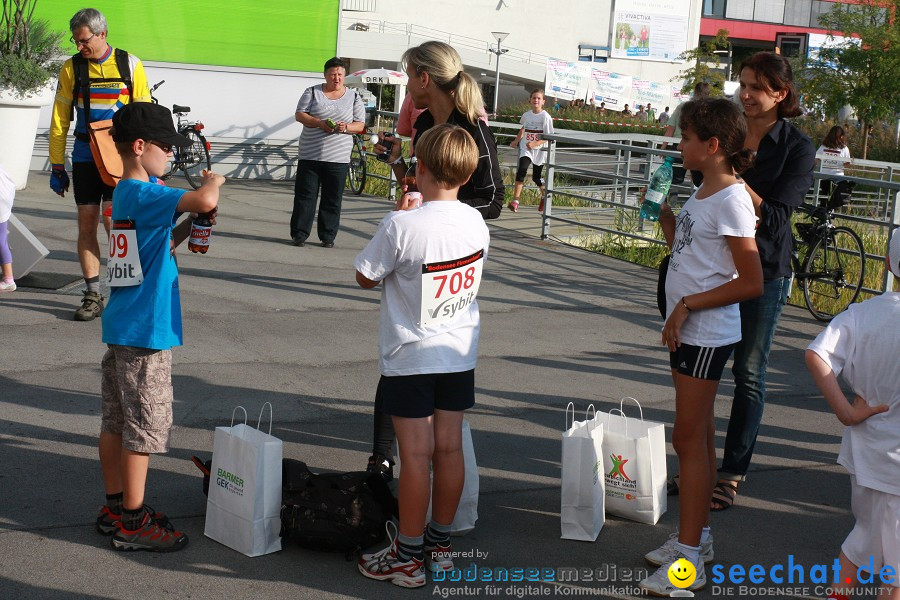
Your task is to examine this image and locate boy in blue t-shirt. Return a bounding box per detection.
[97,102,223,552]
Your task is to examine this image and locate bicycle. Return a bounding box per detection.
[148,80,212,189]
[792,180,865,321]
[346,129,368,195]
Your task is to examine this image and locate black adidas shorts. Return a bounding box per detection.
[669,343,736,381]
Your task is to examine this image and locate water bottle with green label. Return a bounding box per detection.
[640,156,675,221]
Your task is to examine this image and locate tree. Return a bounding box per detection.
[798,0,900,158]
[672,29,730,96]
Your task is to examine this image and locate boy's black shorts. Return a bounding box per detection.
[379,369,475,418]
[669,343,736,381]
[73,161,114,205]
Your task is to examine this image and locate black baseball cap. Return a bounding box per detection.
[112,103,192,147]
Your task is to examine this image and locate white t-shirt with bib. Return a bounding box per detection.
[355,201,490,377]
[665,183,757,347]
[807,292,900,496]
[816,145,851,176]
[517,110,554,166]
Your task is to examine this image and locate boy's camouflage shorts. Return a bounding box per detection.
[101,345,173,454]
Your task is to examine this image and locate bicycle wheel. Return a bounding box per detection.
[180,130,212,190]
[802,226,865,321]
[346,137,367,195]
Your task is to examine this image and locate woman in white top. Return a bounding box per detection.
[639,98,763,596]
[816,125,852,202]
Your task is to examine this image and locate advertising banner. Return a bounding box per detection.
[632,79,669,106]
[545,60,582,101]
[611,0,690,62]
[588,70,633,110]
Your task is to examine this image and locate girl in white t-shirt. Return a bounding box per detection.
[816,125,852,201]
[508,89,554,212]
[640,98,764,596]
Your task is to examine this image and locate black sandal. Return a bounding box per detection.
[710,480,739,511]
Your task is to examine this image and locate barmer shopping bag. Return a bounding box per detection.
[393,419,479,535]
[561,403,605,541]
[204,404,283,556]
[597,397,667,524]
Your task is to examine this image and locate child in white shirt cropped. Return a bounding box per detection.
[805,227,900,600]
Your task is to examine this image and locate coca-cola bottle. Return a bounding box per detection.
[403,158,422,208]
[188,210,215,254]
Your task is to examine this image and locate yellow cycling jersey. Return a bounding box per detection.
[49,47,151,165]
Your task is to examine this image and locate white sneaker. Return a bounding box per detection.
[0,279,15,292]
[640,552,706,597]
[644,530,714,566]
[358,522,425,588]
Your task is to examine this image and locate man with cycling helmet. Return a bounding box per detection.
[48,8,151,321]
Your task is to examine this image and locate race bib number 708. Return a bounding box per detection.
[420,249,484,328]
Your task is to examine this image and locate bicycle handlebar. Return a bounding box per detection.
[150,80,166,93]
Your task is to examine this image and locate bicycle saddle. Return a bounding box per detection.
[172,104,191,114]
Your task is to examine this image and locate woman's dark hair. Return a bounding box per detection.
[679,98,755,174]
[739,52,801,118]
[822,125,847,149]
[323,57,347,73]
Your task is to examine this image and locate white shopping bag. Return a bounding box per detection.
[204,404,283,556]
[394,419,479,535]
[597,397,667,525]
[561,403,605,541]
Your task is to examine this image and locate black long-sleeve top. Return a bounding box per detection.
[413,109,505,220]
[742,119,815,280]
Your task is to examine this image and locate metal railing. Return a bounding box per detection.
[365,112,899,295]
[340,16,550,67]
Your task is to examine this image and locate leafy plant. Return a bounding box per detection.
[672,29,730,96]
[796,0,900,158]
[0,0,65,95]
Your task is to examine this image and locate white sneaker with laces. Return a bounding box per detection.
[0,279,15,292]
[358,522,426,588]
[644,530,714,566]
[639,552,706,597]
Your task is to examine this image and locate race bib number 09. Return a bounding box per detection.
[107,220,144,287]
[420,249,484,328]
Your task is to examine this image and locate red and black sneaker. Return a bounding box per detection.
[111,512,188,553]
[358,523,425,588]
[96,504,173,535]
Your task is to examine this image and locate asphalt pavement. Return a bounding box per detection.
[0,171,867,600]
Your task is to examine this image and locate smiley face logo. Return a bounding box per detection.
[667,558,697,589]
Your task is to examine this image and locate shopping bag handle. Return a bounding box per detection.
[230,406,248,427]
[584,404,597,433]
[565,402,575,431]
[258,402,273,435]
[606,408,628,437]
[619,397,645,422]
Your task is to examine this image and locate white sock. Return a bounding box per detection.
[701,526,711,544]
[674,541,700,565]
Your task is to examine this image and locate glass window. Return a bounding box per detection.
[703,0,726,17]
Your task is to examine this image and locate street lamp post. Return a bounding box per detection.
[490,32,509,116]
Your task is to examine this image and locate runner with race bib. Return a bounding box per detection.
[508,88,554,213]
[354,124,490,589]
